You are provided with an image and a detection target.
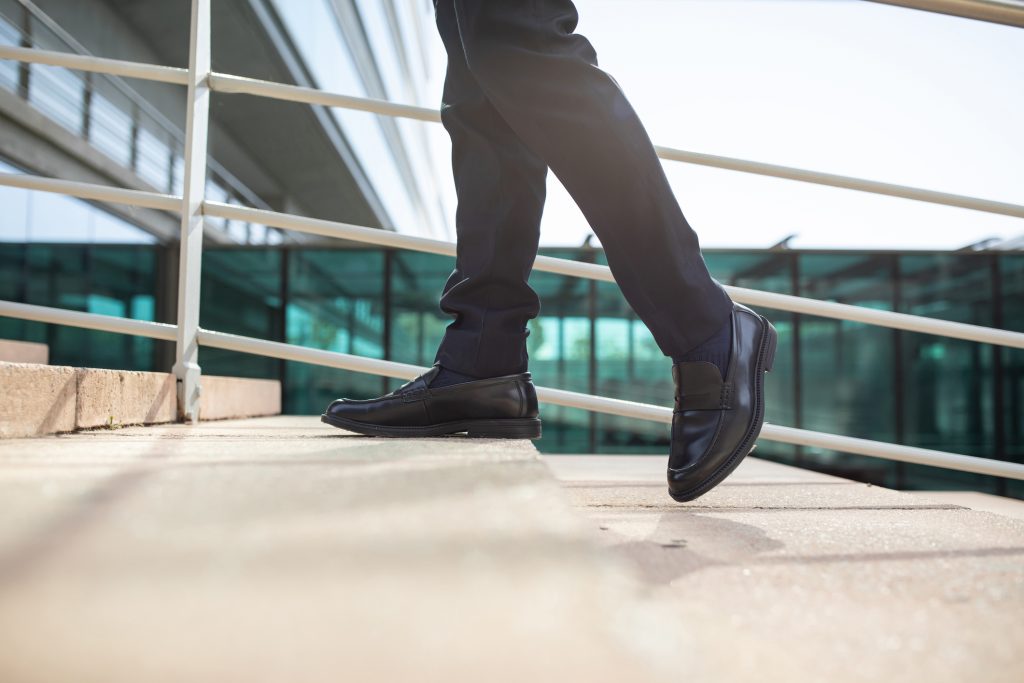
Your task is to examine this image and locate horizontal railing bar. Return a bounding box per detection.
[2,300,1019,480]
[205,201,457,254]
[651,147,1024,220]
[197,326,1024,481]
[865,0,1024,29]
[5,47,1021,220]
[0,45,189,85]
[208,73,440,123]
[0,300,178,341]
[206,72,1024,221]
[204,202,1024,350]
[0,173,182,212]
[535,388,1024,481]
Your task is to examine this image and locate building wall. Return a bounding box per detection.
[1,242,1021,498]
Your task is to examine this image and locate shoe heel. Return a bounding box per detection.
[466,418,542,440]
[763,320,779,373]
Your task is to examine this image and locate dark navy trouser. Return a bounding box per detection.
[432,0,733,378]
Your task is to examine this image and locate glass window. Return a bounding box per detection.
[0,244,162,371]
[269,0,422,233]
[199,248,283,380]
[0,159,154,244]
[135,125,172,192]
[898,253,998,492]
[388,250,450,367]
[527,249,594,453]
[796,253,897,484]
[88,87,134,168]
[27,64,84,134]
[0,12,19,92]
[285,248,388,412]
[1001,254,1024,499]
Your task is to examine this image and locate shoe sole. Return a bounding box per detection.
[668,314,778,503]
[320,413,542,439]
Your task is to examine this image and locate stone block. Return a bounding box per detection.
[0,339,48,364]
[0,362,76,437]
[200,375,281,421]
[75,368,176,429]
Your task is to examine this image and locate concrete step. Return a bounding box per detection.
[1,362,280,438]
[0,417,689,683]
[3,418,1021,681]
[547,454,1024,683]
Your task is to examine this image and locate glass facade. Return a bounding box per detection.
[0,0,282,244]
[266,0,449,239]
[1,243,1021,498]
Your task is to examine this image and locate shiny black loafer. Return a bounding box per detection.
[321,363,541,439]
[667,302,778,502]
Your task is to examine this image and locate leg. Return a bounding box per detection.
[447,0,776,504]
[449,0,733,357]
[431,0,550,379]
[321,0,547,440]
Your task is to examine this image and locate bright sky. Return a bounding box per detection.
[421,0,1024,250]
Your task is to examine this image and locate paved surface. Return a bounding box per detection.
[546,454,1024,683]
[0,417,687,683]
[908,489,1024,521]
[1,417,1022,682]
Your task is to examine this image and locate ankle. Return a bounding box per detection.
[671,316,733,378]
[429,365,481,388]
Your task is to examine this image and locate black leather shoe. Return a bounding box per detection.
[321,363,542,439]
[667,302,777,502]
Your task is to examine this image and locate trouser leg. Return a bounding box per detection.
[431,0,549,378]
[448,0,733,360]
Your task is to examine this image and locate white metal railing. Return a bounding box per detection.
[3,298,1022,482]
[3,43,1024,221]
[866,0,1024,29]
[1,0,1023,482]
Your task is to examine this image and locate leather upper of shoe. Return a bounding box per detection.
[668,303,767,490]
[325,363,539,427]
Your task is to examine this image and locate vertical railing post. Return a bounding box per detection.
[172,0,211,422]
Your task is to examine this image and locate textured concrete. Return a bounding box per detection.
[0,417,689,683]
[4,420,1021,682]
[200,375,282,421]
[0,339,48,364]
[546,455,1024,683]
[75,367,176,429]
[909,490,1024,521]
[0,362,76,438]
[0,363,282,437]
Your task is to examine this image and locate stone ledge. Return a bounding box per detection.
[0,362,281,438]
[0,417,688,683]
[0,339,48,365]
[0,362,76,438]
[76,367,177,430]
[200,375,281,421]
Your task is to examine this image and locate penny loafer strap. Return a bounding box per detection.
[672,362,733,411]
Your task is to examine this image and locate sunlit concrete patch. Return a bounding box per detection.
[547,454,1024,683]
[0,416,694,683]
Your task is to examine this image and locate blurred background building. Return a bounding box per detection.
[0,0,1021,497]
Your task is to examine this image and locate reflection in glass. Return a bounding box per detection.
[0,238,1021,497]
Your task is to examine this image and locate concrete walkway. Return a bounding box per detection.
[1,416,1022,682]
[0,416,686,683]
[547,454,1024,683]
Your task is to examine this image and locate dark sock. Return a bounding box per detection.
[672,315,733,378]
[429,365,480,388]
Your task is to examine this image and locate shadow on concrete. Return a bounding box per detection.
[606,512,785,586]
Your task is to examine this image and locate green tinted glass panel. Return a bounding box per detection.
[200,248,282,380]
